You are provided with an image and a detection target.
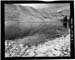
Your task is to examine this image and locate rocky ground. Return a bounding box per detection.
[5,34,70,57]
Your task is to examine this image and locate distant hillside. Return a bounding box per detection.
[39,4,70,18]
[5,4,70,45]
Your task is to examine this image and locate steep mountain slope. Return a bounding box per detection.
[5,4,44,40]
[38,4,70,18]
[5,4,70,45]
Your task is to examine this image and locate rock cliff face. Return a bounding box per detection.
[5,4,70,45]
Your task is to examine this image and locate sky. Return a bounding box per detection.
[15,4,48,9]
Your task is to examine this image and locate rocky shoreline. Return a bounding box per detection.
[5,34,70,57]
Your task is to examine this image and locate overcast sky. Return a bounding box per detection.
[15,3,70,10]
[15,4,48,9]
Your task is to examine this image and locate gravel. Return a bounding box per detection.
[5,34,70,57]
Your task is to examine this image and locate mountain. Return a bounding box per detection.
[5,4,70,45]
[38,4,70,18]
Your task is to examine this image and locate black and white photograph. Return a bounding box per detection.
[12,59,75,60]
[3,1,74,58]
[1,0,74,1]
